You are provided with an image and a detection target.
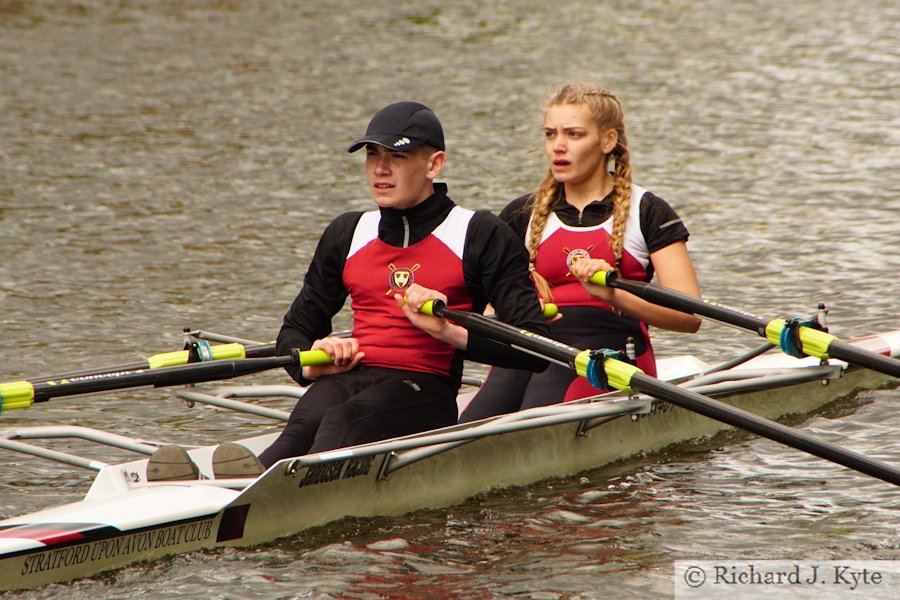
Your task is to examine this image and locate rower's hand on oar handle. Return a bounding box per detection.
[419,298,444,317]
[571,259,616,303]
[397,284,449,335]
[301,336,364,381]
[587,269,617,287]
[292,348,333,366]
[400,287,469,349]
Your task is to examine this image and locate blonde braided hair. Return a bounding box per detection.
[526,83,632,303]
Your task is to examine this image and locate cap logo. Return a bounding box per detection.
[393,137,411,148]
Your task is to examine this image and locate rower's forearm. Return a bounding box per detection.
[611,290,702,333]
[431,321,469,349]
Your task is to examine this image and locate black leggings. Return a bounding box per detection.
[459,306,650,423]
[459,361,600,422]
[258,367,458,468]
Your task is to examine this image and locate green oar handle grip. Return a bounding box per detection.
[588,270,617,287]
[0,380,36,413]
[295,348,334,366]
[420,299,442,317]
[421,299,558,320]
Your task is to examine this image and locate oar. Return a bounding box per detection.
[175,303,559,370]
[422,300,900,487]
[0,349,330,415]
[25,342,276,385]
[591,271,900,378]
[7,301,562,409]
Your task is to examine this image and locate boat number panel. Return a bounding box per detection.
[297,455,374,488]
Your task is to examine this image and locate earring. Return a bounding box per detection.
[607,156,616,175]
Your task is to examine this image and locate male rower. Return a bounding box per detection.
[147,101,549,480]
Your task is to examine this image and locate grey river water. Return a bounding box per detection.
[1,1,898,598]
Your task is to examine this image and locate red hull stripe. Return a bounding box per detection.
[0,522,117,545]
[848,334,894,357]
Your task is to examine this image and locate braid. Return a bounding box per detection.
[608,131,632,268]
[527,172,559,302]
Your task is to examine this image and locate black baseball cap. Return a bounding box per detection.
[347,101,445,153]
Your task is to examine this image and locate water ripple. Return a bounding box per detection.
[2,0,898,598]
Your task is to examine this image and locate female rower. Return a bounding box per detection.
[459,82,702,422]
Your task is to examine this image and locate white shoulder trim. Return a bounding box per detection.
[528,211,566,244]
[347,210,380,259]
[432,206,475,260]
[525,187,649,242]
[623,184,650,266]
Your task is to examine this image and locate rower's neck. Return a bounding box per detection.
[563,178,613,212]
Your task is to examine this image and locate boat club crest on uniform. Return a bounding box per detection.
[386,263,421,294]
[563,246,594,277]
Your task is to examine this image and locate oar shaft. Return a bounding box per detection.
[0,350,330,414]
[31,356,291,401]
[424,301,576,366]
[26,342,270,385]
[597,271,768,333]
[631,372,900,486]
[29,360,151,384]
[425,300,900,487]
[596,271,900,378]
[244,342,277,358]
[825,340,900,379]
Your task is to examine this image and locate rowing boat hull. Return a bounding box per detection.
[1,333,898,591]
[0,486,233,589]
[219,358,893,547]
